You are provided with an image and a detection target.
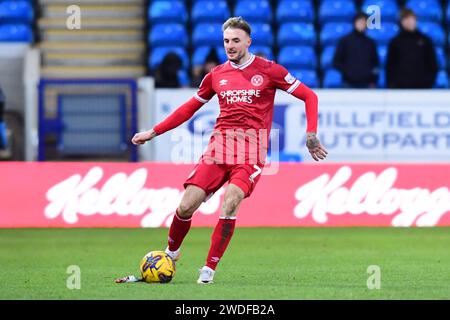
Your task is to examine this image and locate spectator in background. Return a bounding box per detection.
[192,48,220,87]
[154,52,184,88]
[386,9,438,88]
[333,12,379,88]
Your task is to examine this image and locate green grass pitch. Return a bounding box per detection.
[1,227,449,299]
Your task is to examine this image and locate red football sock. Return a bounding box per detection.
[205,217,236,270]
[167,210,192,252]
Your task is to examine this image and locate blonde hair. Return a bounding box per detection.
[222,17,251,36]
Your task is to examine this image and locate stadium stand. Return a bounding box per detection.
[275,0,315,23]
[234,0,272,23]
[290,69,319,88]
[149,23,188,47]
[192,23,223,47]
[278,45,317,69]
[191,0,230,24]
[38,0,146,78]
[323,69,343,88]
[251,23,274,46]
[361,0,399,22]
[278,22,316,46]
[377,46,388,67]
[404,0,442,22]
[318,0,357,24]
[435,70,449,88]
[1,0,448,87]
[144,0,450,88]
[320,45,336,70]
[417,22,445,47]
[366,22,399,45]
[320,22,353,46]
[0,0,34,42]
[149,46,189,70]
[148,0,188,24]
[6,0,443,88]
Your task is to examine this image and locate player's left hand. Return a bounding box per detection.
[306,132,328,161]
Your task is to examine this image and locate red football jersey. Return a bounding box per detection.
[195,54,300,132]
[193,54,301,165]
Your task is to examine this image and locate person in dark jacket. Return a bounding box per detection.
[333,12,379,88]
[154,52,183,88]
[191,48,220,87]
[386,9,438,88]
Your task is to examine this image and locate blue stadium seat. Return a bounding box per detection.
[251,46,273,60]
[191,0,229,24]
[0,121,6,149]
[278,46,317,69]
[177,69,191,87]
[320,23,352,46]
[251,23,273,46]
[0,24,32,42]
[276,0,314,23]
[149,24,188,47]
[319,0,356,24]
[361,0,398,22]
[417,22,445,47]
[192,46,215,66]
[192,46,227,66]
[216,48,228,63]
[0,1,34,23]
[149,47,189,70]
[323,69,343,88]
[405,0,442,22]
[234,0,272,23]
[289,69,319,88]
[320,46,336,70]
[435,47,446,70]
[148,1,187,25]
[192,23,223,47]
[366,22,399,45]
[378,70,385,88]
[434,70,449,89]
[377,46,387,67]
[278,23,316,46]
[447,4,450,23]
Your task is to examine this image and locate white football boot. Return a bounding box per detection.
[165,247,181,262]
[197,266,215,284]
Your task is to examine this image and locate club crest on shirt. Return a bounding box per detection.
[251,74,264,87]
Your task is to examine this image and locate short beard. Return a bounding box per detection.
[229,52,244,64]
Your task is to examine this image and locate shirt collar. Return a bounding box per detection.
[229,53,255,70]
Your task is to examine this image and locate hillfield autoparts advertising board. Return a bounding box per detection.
[0,162,449,228]
[151,89,450,162]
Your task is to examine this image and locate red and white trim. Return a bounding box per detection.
[229,53,255,70]
[286,79,301,94]
[175,210,192,221]
[193,93,209,104]
[219,216,237,220]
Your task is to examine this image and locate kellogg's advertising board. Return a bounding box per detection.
[1,162,449,228]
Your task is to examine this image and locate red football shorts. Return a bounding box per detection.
[183,162,263,199]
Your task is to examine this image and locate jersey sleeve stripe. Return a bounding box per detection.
[193,93,209,104]
[286,79,301,94]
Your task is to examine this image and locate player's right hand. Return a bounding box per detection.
[131,129,156,145]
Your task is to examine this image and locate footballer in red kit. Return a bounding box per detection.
[130,17,328,284]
